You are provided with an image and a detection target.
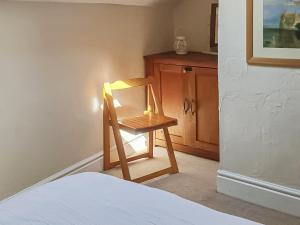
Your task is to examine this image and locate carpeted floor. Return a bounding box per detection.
[104,148,300,225]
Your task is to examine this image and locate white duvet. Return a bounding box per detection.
[0,173,261,225]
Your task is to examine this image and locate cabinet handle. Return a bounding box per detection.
[190,99,196,116]
[183,98,190,114]
[183,67,193,74]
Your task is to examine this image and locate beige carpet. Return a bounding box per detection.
[104,148,300,225]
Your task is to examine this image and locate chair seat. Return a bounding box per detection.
[117,114,177,134]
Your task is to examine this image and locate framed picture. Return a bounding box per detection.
[247,0,300,67]
[210,3,219,49]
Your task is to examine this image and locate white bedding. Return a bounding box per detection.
[0,173,261,225]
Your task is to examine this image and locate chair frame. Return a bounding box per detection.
[103,77,179,183]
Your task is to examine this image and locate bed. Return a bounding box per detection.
[0,173,260,225]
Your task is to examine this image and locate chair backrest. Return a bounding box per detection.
[103,77,164,119]
[109,78,151,91]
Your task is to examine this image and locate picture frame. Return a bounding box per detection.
[210,3,219,49]
[247,0,300,67]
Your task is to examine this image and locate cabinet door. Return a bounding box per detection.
[154,64,185,144]
[186,67,219,155]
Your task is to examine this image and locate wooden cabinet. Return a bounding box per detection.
[145,52,219,161]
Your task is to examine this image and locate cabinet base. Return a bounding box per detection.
[155,139,219,161]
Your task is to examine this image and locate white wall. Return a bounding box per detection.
[173,0,218,52]
[218,0,300,216]
[0,1,174,200]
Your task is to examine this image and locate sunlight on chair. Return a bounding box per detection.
[109,79,146,90]
[110,81,133,90]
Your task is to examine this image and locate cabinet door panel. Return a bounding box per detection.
[154,64,185,143]
[184,67,219,156]
[195,68,219,145]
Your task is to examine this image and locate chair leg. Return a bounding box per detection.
[111,125,131,181]
[163,128,179,174]
[103,102,111,171]
[148,131,154,158]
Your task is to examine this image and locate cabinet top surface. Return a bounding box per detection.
[144,51,218,69]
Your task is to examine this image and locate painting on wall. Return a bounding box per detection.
[247,0,300,67]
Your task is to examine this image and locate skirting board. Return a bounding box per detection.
[217,170,300,217]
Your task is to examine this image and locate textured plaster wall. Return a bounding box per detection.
[219,0,300,189]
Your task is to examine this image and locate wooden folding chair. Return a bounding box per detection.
[103,77,179,183]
